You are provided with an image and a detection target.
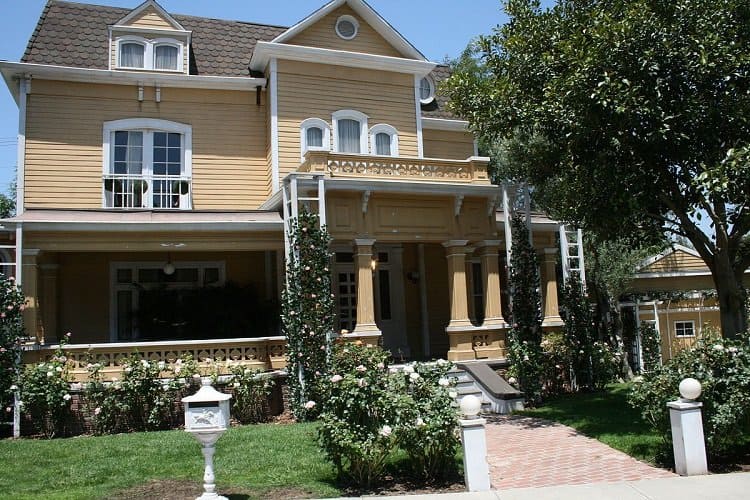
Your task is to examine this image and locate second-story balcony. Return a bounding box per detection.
[103,174,192,210]
[298,151,491,185]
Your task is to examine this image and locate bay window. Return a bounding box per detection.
[103,119,192,209]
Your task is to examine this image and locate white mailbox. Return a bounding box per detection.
[182,379,232,500]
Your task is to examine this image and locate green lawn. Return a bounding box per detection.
[519,383,667,465]
[0,423,341,499]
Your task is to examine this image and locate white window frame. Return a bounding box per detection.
[109,261,226,342]
[102,118,193,209]
[300,117,331,161]
[674,320,696,338]
[369,123,399,157]
[116,36,184,72]
[419,76,435,104]
[332,109,369,154]
[335,15,360,40]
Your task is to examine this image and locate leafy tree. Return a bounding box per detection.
[0,193,14,219]
[446,0,750,338]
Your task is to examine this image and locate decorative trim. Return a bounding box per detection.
[270,0,426,61]
[250,42,435,76]
[414,75,424,158]
[335,15,360,40]
[332,109,369,154]
[454,194,464,217]
[300,117,331,161]
[115,0,186,31]
[361,190,371,214]
[369,123,399,156]
[421,117,470,131]
[270,58,280,193]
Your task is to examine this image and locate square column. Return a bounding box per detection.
[22,249,41,343]
[443,240,474,361]
[541,248,563,327]
[351,238,381,337]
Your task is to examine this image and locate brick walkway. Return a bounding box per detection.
[485,415,675,490]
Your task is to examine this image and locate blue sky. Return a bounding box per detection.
[0,0,549,198]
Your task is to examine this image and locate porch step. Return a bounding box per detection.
[448,367,492,413]
[450,361,525,415]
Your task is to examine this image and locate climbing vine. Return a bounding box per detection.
[281,208,335,420]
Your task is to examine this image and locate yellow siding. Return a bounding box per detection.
[276,60,418,180]
[642,250,707,274]
[55,251,272,344]
[286,4,403,58]
[423,129,475,160]
[125,6,177,30]
[24,80,271,209]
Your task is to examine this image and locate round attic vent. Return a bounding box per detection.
[336,15,359,40]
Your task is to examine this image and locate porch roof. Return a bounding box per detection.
[0,209,284,232]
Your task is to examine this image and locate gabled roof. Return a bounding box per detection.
[637,244,701,271]
[114,0,185,31]
[272,0,426,61]
[21,0,286,77]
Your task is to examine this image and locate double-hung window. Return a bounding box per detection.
[674,321,695,338]
[103,119,192,210]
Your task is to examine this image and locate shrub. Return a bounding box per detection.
[559,273,595,389]
[539,332,571,396]
[628,331,750,456]
[85,355,199,434]
[226,364,274,424]
[0,275,25,418]
[590,341,622,390]
[18,334,72,438]
[640,322,662,372]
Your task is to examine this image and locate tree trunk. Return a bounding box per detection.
[713,257,748,340]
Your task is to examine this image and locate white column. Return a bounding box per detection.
[459,395,491,492]
[668,378,708,476]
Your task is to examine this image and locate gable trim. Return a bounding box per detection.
[637,244,702,271]
[115,0,186,31]
[272,0,426,61]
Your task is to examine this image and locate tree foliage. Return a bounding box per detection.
[446,0,750,337]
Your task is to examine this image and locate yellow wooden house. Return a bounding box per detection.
[0,0,570,380]
[620,244,750,368]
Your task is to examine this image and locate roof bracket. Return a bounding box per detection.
[155,85,161,103]
[487,195,500,217]
[362,190,371,214]
[137,84,144,102]
[454,194,464,217]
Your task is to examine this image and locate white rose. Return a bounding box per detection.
[379,425,392,437]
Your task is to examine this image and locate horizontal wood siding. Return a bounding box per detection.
[642,250,708,273]
[276,60,418,181]
[126,6,176,30]
[423,129,475,160]
[24,80,270,209]
[286,4,403,58]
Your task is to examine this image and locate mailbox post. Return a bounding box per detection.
[182,379,232,500]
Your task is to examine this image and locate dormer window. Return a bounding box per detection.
[116,37,184,72]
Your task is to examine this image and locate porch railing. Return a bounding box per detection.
[299,151,491,184]
[102,174,192,209]
[23,337,287,382]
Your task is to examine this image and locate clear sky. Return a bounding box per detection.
[0,0,550,198]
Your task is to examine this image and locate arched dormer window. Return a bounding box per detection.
[154,43,179,71]
[119,38,147,69]
[369,124,399,157]
[332,110,368,154]
[300,118,331,160]
[116,37,184,72]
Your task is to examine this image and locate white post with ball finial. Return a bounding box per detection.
[459,395,491,491]
[667,377,708,476]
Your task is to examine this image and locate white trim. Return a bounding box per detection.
[421,117,470,131]
[111,25,191,37]
[332,109,369,154]
[418,75,435,104]
[335,15,360,40]
[115,35,185,73]
[634,271,722,278]
[271,0,426,61]
[369,123,399,157]
[673,320,696,338]
[250,42,436,76]
[16,77,29,215]
[0,62,266,98]
[270,58,280,193]
[414,75,424,158]
[300,117,331,161]
[115,0,186,31]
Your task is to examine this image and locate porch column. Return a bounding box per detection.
[39,264,59,344]
[351,238,381,338]
[22,249,41,343]
[541,248,563,327]
[477,240,505,327]
[443,240,474,361]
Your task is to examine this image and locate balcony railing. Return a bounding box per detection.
[299,151,491,184]
[103,174,192,209]
[23,337,287,382]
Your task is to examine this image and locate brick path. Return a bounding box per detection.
[485,415,675,490]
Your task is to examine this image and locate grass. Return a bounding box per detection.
[518,383,666,465]
[0,422,342,499]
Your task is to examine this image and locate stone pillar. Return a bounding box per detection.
[443,240,474,361]
[39,263,59,344]
[477,240,505,327]
[541,248,563,327]
[351,239,381,337]
[22,249,41,343]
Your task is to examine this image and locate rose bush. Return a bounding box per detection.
[0,275,25,424]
